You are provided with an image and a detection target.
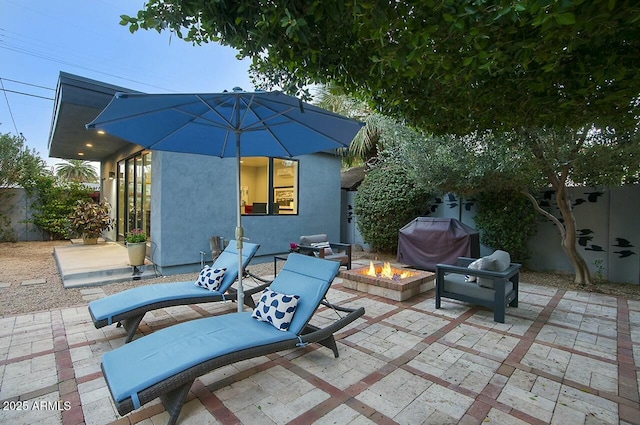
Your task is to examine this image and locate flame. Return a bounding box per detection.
[367,261,376,277]
[364,261,414,279]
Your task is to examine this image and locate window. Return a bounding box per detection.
[241,157,298,215]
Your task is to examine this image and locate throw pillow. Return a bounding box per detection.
[310,241,334,256]
[465,258,484,282]
[252,288,300,331]
[477,250,511,289]
[194,266,227,291]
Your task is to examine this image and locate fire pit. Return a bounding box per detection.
[339,261,435,301]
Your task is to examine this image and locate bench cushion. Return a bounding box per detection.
[443,273,513,302]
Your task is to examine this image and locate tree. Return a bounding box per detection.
[55,160,98,183]
[122,1,640,284]
[404,128,640,284]
[354,149,432,252]
[0,132,47,240]
[0,132,46,187]
[314,85,416,166]
[123,1,640,132]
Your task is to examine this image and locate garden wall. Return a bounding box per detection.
[0,187,49,241]
[426,186,640,285]
[344,185,640,285]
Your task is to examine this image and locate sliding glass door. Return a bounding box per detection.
[116,152,152,242]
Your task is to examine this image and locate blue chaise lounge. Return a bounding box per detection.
[89,242,263,342]
[100,253,365,424]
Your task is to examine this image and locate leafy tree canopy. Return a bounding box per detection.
[123,0,640,133]
[0,132,47,187]
[55,160,98,183]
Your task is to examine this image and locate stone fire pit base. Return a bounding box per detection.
[339,264,435,301]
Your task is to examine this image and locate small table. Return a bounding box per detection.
[273,254,290,275]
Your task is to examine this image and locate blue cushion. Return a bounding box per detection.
[102,313,293,408]
[268,253,339,334]
[101,253,339,409]
[252,288,300,331]
[88,242,259,325]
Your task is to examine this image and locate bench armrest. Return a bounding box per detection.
[436,262,521,280]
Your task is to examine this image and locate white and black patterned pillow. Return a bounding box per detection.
[194,266,227,291]
[251,288,300,331]
[310,241,334,256]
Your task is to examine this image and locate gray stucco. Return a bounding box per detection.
[150,150,342,274]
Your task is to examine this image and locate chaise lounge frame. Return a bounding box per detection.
[89,242,266,342]
[105,301,363,424]
[100,254,365,425]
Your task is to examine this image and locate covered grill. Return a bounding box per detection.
[397,217,480,271]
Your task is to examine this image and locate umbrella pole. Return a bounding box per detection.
[235,132,244,313]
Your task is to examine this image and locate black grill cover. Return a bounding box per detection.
[397,217,480,271]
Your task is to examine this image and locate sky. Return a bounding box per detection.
[0,0,254,169]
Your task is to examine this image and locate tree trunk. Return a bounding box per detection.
[523,189,592,286]
[523,128,592,286]
[554,186,591,285]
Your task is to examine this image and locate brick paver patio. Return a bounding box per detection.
[1,269,639,424]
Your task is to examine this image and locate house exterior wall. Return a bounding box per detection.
[150,150,342,275]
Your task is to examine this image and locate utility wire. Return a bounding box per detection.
[0,88,54,101]
[0,77,54,91]
[0,78,19,134]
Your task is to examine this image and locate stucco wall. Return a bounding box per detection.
[151,151,342,274]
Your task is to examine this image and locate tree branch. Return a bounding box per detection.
[521,190,566,240]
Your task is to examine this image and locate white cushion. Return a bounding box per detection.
[194,266,227,291]
[465,258,483,282]
[311,241,334,256]
[252,288,300,331]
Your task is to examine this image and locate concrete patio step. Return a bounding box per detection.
[54,241,157,288]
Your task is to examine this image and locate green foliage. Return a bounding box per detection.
[26,175,94,239]
[0,132,46,187]
[123,0,640,134]
[69,199,114,239]
[55,160,99,183]
[354,152,432,252]
[473,190,538,263]
[125,228,147,243]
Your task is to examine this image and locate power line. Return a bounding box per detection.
[0,87,54,101]
[0,79,19,134]
[0,77,54,91]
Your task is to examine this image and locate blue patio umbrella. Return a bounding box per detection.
[87,88,364,312]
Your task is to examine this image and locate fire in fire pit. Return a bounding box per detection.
[361,261,415,280]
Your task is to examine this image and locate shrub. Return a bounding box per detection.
[26,175,94,239]
[69,199,114,239]
[354,157,432,252]
[473,190,538,262]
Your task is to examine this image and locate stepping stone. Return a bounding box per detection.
[0,282,10,288]
[22,279,46,286]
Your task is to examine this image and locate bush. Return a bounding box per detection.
[26,175,94,239]
[354,157,432,252]
[69,199,114,239]
[473,190,538,262]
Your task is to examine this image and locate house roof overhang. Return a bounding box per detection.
[48,72,142,162]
